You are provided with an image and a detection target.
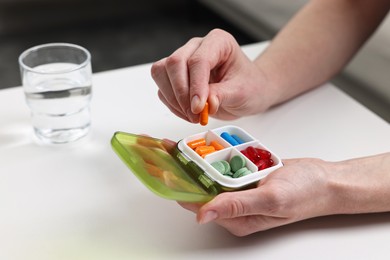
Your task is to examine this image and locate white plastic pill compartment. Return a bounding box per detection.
[177,125,283,189]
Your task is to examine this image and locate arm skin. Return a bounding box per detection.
[179,152,390,237]
[254,0,390,108]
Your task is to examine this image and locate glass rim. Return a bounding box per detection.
[18,42,91,75]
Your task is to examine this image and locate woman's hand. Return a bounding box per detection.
[179,152,390,236]
[179,158,337,236]
[151,29,278,124]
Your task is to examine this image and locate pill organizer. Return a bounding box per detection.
[111,125,283,202]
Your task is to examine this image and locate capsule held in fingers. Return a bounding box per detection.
[200,101,209,126]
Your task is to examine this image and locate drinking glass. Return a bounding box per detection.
[19,43,92,144]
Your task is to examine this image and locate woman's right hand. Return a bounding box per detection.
[151,29,278,124]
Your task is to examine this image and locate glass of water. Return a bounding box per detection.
[19,43,92,144]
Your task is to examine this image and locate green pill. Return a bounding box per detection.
[211,161,226,174]
[230,155,246,172]
[242,169,252,177]
[220,160,231,174]
[223,171,233,177]
[233,167,251,178]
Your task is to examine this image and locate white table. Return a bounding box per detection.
[1,42,389,260]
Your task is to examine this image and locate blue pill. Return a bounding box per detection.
[231,134,244,144]
[220,132,239,146]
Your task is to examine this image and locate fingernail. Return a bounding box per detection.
[199,210,218,224]
[191,95,201,113]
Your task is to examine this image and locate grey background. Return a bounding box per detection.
[0,1,255,89]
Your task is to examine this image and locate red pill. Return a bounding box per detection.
[256,159,269,171]
[255,148,271,159]
[267,158,274,167]
[241,146,273,170]
[241,150,249,157]
[246,146,261,162]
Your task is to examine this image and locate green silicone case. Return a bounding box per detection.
[111,132,219,202]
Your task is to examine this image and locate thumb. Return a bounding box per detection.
[197,188,264,224]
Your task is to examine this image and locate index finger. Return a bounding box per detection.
[188,29,238,114]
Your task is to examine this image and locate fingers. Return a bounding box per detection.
[177,201,203,213]
[161,138,177,153]
[196,190,260,223]
[151,38,202,123]
[180,199,287,236]
[194,190,292,236]
[197,184,290,223]
[188,29,237,114]
[158,90,188,121]
[166,39,203,122]
[153,58,182,113]
[151,29,240,122]
[178,189,293,236]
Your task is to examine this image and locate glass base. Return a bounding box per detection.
[35,126,90,144]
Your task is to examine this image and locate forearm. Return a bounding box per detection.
[328,152,390,214]
[255,0,390,106]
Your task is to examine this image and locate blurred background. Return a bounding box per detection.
[0,0,255,90]
[0,0,388,121]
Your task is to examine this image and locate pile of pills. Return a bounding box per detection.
[187,131,275,178]
[241,146,274,171]
[211,155,252,178]
[187,138,224,158]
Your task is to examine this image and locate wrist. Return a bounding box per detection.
[251,60,282,111]
[327,153,390,215]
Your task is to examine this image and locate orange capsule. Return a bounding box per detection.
[200,102,209,126]
[201,151,214,158]
[210,140,224,151]
[187,138,206,149]
[145,163,164,178]
[195,145,215,156]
